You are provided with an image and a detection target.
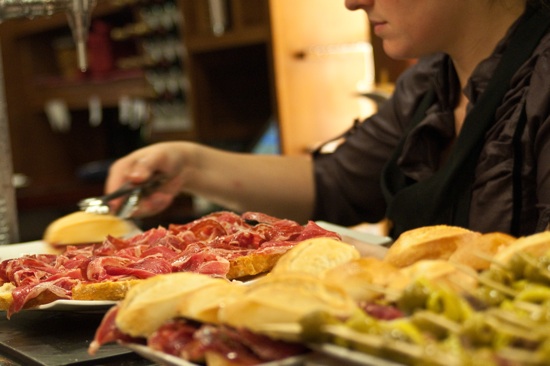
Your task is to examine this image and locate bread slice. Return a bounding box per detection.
[492,231,550,266]
[43,211,139,246]
[270,237,360,276]
[115,272,230,338]
[323,257,405,302]
[0,283,15,311]
[176,280,246,324]
[384,225,481,268]
[448,232,516,270]
[227,251,286,280]
[72,279,143,301]
[387,259,478,295]
[218,272,358,340]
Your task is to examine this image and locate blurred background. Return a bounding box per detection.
[0,0,413,242]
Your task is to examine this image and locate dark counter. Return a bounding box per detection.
[0,310,153,366]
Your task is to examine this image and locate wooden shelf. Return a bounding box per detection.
[32,70,155,109]
[185,26,271,53]
[2,2,125,36]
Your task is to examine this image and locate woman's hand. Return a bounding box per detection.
[105,142,193,217]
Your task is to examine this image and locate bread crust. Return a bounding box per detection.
[218,272,359,340]
[72,279,144,301]
[270,238,360,276]
[116,273,229,337]
[43,211,138,246]
[384,225,481,268]
[448,232,516,270]
[492,231,550,265]
[227,251,285,280]
[323,257,404,302]
[0,283,15,311]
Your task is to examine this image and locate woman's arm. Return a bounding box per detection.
[106,141,315,223]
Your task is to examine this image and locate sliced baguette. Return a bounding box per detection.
[0,283,15,311]
[176,280,246,324]
[227,251,286,280]
[115,272,230,338]
[492,231,550,266]
[43,211,139,246]
[384,225,481,268]
[448,232,516,270]
[270,237,360,276]
[218,272,359,340]
[72,279,144,301]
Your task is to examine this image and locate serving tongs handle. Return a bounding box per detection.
[78,174,164,218]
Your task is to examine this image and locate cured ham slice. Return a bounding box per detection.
[1,211,340,316]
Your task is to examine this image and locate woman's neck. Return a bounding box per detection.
[450,2,527,89]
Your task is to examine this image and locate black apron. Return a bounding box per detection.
[381,6,550,239]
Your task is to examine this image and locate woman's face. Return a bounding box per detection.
[344,0,467,59]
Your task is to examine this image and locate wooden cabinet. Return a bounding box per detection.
[269,0,373,155]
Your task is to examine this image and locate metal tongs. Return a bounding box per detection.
[78,174,164,219]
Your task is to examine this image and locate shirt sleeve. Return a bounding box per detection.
[311,56,439,226]
[531,46,550,231]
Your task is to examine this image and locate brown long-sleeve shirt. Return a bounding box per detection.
[312,11,550,236]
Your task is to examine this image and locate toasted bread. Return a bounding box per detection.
[0,283,15,311]
[492,231,550,266]
[176,280,246,324]
[218,272,358,340]
[387,259,478,295]
[72,279,144,301]
[448,232,516,270]
[384,225,481,268]
[323,257,405,302]
[115,272,230,338]
[270,237,360,276]
[43,211,139,246]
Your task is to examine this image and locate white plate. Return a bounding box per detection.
[315,221,392,246]
[122,342,306,366]
[32,299,117,312]
[0,241,57,260]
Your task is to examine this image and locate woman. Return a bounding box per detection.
[106,0,550,238]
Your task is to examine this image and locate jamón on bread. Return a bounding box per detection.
[2,211,341,316]
[384,225,481,268]
[43,211,139,246]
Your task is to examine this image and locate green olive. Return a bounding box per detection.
[397,280,432,315]
[461,313,495,348]
[474,286,508,307]
[507,253,529,280]
[524,256,550,286]
[480,267,514,286]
